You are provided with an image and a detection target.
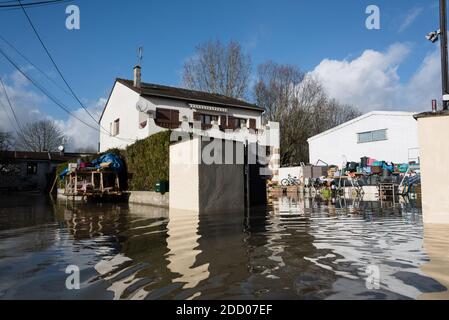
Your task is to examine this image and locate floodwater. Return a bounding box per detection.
[0,194,448,300]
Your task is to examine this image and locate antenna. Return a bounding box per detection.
[137,47,143,67]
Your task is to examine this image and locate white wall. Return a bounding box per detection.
[279,167,303,182]
[100,82,151,152]
[417,114,449,224]
[169,137,200,212]
[308,112,420,166]
[169,137,246,213]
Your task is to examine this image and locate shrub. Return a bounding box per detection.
[125,131,170,191]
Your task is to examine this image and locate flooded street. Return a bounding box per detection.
[0,194,448,300]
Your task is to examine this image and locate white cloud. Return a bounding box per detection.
[0,70,46,132]
[399,7,423,33]
[0,69,105,152]
[309,43,441,112]
[60,97,105,152]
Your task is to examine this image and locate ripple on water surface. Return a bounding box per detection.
[0,194,447,300]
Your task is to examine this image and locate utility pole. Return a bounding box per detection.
[440,0,449,110]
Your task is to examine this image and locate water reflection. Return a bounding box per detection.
[0,194,448,300]
[419,224,449,300]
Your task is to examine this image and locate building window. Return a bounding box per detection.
[27,163,38,175]
[357,129,387,143]
[155,108,180,129]
[238,118,247,128]
[113,119,120,136]
[200,114,219,125]
[228,117,247,129]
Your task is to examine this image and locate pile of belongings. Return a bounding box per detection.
[344,157,409,177]
[59,153,124,179]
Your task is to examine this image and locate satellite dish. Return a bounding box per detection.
[136,98,154,113]
[58,145,65,152]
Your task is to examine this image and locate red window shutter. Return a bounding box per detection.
[156,108,171,122]
[193,112,201,121]
[249,119,256,129]
[170,110,180,129]
[228,116,237,129]
[220,115,227,127]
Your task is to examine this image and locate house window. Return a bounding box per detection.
[27,163,38,175]
[113,119,120,136]
[357,129,387,143]
[200,114,219,125]
[228,117,247,129]
[238,118,247,128]
[155,108,180,129]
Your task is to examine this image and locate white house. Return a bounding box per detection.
[99,66,281,183]
[307,111,420,166]
[99,66,266,152]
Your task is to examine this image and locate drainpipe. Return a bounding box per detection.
[440,0,449,110]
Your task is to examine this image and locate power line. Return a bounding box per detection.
[17,0,116,138]
[0,33,137,143]
[0,76,23,130]
[0,0,67,8]
[0,47,137,143]
[0,89,20,132]
[0,48,102,133]
[0,34,71,96]
[0,75,35,150]
[1,1,136,144]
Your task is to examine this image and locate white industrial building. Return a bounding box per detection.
[307,111,420,166]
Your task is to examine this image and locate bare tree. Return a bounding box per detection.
[0,131,13,151]
[255,62,361,165]
[16,120,66,152]
[183,40,252,99]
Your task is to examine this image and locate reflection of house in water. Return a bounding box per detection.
[419,224,449,300]
[50,196,444,300]
[166,210,209,295]
[0,194,55,231]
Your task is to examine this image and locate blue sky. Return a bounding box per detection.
[0,0,443,150]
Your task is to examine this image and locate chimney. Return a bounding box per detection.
[133,65,141,88]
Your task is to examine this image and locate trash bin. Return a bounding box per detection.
[155,181,169,194]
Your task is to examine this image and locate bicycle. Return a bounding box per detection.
[281,174,300,186]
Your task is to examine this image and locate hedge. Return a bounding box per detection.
[125,131,170,191]
[57,131,171,191]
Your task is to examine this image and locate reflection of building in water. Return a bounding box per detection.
[267,195,441,299]
[419,224,449,300]
[166,209,209,293]
[0,195,55,231]
[55,201,174,300]
[246,204,338,299]
[307,204,432,299]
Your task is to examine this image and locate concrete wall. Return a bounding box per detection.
[169,137,246,213]
[169,137,200,212]
[417,114,449,224]
[128,191,169,208]
[308,111,420,166]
